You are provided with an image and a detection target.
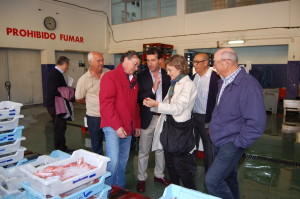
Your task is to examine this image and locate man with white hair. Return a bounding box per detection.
[75,51,109,155]
[205,48,266,199]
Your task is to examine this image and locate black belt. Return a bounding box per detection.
[153,113,161,116]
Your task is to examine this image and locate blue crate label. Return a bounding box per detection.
[83,190,94,198]
[0,158,13,164]
[9,113,16,116]
[0,149,6,152]
[9,109,16,112]
[73,175,89,184]
[89,173,96,178]
[0,136,8,141]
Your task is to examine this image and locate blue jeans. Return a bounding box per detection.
[103,127,132,187]
[205,142,245,199]
[86,115,104,155]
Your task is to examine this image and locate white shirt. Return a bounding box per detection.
[193,68,213,114]
[150,69,163,102]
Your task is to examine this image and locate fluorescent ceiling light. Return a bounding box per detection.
[228,40,245,44]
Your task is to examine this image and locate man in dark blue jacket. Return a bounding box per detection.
[205,48,266,199]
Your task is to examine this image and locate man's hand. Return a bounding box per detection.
[152,76,161,92]
[134,128,141,137]
[116,127,127,138]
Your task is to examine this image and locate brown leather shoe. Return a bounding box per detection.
[154,177,170,186]
[136,180,145,192]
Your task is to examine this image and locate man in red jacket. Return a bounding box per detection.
[100,50,141,187]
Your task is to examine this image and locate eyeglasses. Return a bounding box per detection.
[131,59,139,67]
[213,59,231,66]
[193,60,207,64]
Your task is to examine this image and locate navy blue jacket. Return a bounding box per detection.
[210,67,266,148]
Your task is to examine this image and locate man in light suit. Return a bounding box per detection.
[136,47,171,192]
[191,52,220,172]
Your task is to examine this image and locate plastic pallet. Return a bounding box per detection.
[0,101,23,120]
[159,184,221,199]
[19,149,111,196]
[21,172,111,199]
[0,115,24,132]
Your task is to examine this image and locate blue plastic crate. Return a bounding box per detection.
[159,184,221,199]
[22,172,111,199]
[0,126,24,144]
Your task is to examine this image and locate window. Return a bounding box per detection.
[186,0,289,14]
[112,0,176,24]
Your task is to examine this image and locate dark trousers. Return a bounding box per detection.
[193,113,213,172]
[164,150,197,190]
[86,115,104,155]
[47,106,67,151]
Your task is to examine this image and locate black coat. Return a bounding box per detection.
[137,69,170,129]
[46,68,67,107]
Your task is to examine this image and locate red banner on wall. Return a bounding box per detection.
[6,27,84,43]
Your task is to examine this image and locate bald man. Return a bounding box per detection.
[191,52,219,172]
[205,48,266,199]
[75,51,109,155]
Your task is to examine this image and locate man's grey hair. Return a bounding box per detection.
[220,51,238,63]
[88,51,95,62]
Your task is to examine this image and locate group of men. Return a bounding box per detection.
[46,47,266,199]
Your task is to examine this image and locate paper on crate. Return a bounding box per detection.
[19,149,110,196]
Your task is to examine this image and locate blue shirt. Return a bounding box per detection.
[209,67,266,148]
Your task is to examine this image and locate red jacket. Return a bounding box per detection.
[100,64,140,135]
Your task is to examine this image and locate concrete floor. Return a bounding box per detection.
[18,102,300,199]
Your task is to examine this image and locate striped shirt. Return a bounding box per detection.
[217,67,242,105]
[193,68,213,114]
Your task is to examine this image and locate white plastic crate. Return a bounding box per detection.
[0,126,24,144]
[0,115,24,132]
[0,150,71,198]
[0,101,23,120]
[19,149,110,196]
[21,172,111,199]
[159,184,221,199]
[0,147,26,167]
[0,137,25,156]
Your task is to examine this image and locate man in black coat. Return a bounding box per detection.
[46,56,71,152]
[136,47,171,192]
[191,52,220,172]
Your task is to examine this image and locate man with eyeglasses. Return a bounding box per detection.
[205,48,266,199]
[136,47,171,192]
[191,52,220,173]
[100,50,141,188]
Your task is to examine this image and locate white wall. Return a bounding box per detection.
[109,0,300,62]
[0,0,109,64]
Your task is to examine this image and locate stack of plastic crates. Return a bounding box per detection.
[19,149,111,199]
[0,150,71,198]
[0,101,26,167]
